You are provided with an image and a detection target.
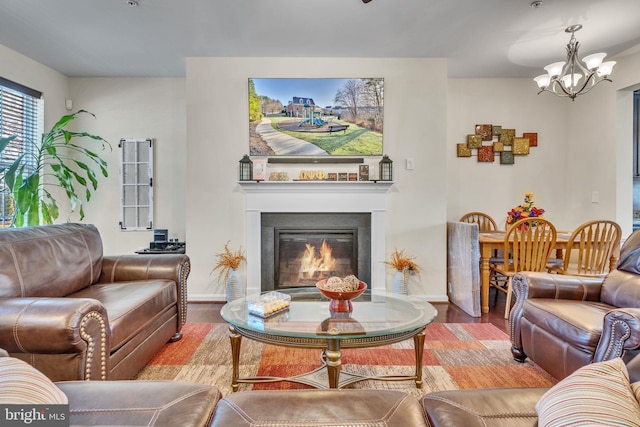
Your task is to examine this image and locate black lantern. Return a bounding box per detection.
[239,154,253,181]
[379,155,393,181]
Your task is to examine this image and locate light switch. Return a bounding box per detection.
[591,191,599,203]
[406,158,415,170]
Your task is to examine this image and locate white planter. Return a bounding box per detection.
[226,269,244,302]
[392,270,408,295]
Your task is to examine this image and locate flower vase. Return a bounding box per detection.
[392,270,408,295]
[226,269,243,302]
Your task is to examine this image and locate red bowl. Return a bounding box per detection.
[316,279,367,312]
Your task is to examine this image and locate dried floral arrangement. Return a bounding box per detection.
[211,241,246,285]
[384,249,420,281]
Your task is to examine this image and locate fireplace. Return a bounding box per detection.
[261,213,371,291]
[240,181,392,295]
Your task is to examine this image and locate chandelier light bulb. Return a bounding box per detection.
[543,61,565,77]
[534,25,615,101]
[561,73,583,89]
[582,53,606,70]
[597,61,616,77]
[533,74,551,89]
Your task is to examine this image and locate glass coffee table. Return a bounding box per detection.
[220,288,437,391]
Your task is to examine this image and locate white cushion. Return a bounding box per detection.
[0,357,68,404]
[536,358,640,427]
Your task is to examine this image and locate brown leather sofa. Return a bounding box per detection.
[509,228,640,381]
[0,223,190,381]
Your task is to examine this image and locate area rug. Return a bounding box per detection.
[134,322,556,397]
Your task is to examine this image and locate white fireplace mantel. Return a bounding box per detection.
[240,181,393,295]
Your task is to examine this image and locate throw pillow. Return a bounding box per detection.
[0,357,68,404]
[536,358,640,427]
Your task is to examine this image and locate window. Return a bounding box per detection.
[119,138,154,230]
[0,77,43,227]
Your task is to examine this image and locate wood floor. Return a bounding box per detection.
[187,288,510,334]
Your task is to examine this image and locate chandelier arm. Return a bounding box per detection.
[572,76,612,96]
[549,79,573,98]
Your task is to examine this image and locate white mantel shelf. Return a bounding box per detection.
[238,181,394,193]
[241,180,393,296]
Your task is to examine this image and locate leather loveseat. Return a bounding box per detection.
[509,228,640,381]
[0,223,190,381]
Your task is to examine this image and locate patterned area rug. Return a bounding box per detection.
[135,322,556,397]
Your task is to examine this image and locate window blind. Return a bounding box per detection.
[0,77,43,227]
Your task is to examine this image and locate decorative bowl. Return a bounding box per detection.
[316,279,368,312]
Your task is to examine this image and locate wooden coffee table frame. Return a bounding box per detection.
[228,325,426,391]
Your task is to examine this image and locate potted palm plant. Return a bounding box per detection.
[0,110,110,227]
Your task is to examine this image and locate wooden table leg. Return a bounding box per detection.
[413,331,425,388]
[229,325,242,392]
[481,246,492,314]
[325,340,342,389]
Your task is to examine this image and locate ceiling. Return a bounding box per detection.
[0,0,639,79]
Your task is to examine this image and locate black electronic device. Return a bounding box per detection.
[154,229,169,242]
[136,240,186,254]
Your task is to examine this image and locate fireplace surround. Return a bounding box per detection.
[240,181,392,295]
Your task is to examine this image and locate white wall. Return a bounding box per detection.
[0,44,68,135]
[186,58,448,300]
[68,78,187,255]
[447,78,573,229]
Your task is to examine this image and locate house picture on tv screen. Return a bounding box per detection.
[249,78,384,157]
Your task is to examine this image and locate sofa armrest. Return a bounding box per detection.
[0,298,110,380]
[510,272,604,361]
[594,308,640,363]
[99,254,190,332]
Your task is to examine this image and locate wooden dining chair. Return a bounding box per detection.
[459,212,498,231]
[490,217,557,319]
[549,220,621,277]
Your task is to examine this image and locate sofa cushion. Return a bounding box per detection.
[211,389,429,427]
[0,357,68,404]
[69,280,177,350]
[522,298,612,351]
[0,223,102,298]
[57,380,220,427]
[422,387,546,427]
[536,358,640,427]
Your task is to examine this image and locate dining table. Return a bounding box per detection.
[478,230,618,314]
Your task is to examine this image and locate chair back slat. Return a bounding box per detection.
[459,212,498,231]
[504,218,557,274]
[565,220,621,275]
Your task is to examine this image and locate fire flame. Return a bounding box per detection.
[299,240,336,279]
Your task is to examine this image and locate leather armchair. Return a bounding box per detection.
[510,230,640,381]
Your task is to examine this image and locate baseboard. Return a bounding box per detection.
[188,293,225,303]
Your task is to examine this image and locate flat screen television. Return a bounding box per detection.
[248,78,384,157]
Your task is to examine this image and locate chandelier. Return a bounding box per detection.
[533,25,616,101]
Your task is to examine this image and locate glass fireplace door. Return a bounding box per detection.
[275,229,357,288]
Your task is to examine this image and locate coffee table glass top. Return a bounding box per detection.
[220,288,437,340]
